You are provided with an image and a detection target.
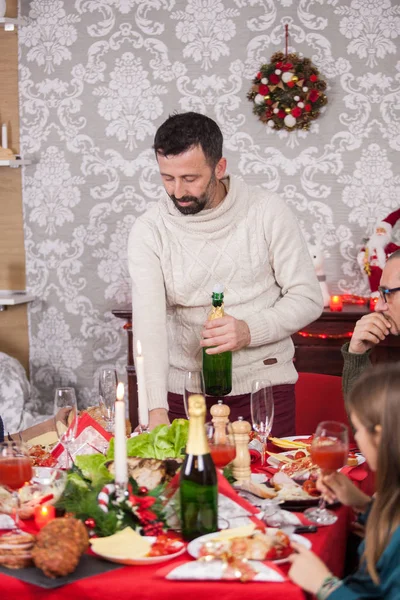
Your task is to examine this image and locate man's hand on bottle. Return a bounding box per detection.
[201,314,251,354]
[148,408,170,431]
[349,312,391,354]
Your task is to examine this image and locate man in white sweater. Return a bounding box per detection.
[128,112,323,431]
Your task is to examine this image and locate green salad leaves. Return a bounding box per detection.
[107,419,189,461]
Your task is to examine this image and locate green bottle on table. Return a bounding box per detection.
[202,284,232,396]
[180,394,218,541]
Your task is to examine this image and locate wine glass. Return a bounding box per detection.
[54,387,78,470]
[205,421,236,469]
[183,371,205,419]
[250,379,274,465]
[0,441,33,534]
[98,368,118,432]
[304,420,349,525]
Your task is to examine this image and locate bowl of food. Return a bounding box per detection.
[0,467,67,519]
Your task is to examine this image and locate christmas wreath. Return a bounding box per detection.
[58,464,167,538]
[247,51,328,131]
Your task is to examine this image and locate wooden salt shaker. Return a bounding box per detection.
[210,400,230,445]
[232,417,252,483]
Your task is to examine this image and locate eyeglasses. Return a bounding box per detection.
[377,286,400,303]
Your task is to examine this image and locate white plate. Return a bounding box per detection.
[187,529,311,565]
[250,472,267,484]
[267,450,365,468]
[91,536,186,566]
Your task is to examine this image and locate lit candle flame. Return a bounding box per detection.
[137,340,142,356]
[116,382,124,402]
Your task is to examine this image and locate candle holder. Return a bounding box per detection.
[34,504,56,529]
[329,295,343,312]
[369,296,378,311]
[115,481,129,502]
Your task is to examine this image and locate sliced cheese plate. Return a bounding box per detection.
[90,529,186,566]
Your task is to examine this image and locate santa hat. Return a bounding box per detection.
[376,208,400,234]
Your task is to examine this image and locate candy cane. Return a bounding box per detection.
[97,484,115,513]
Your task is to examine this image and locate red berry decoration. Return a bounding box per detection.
[139,486,148,495]
[85,518,96,529]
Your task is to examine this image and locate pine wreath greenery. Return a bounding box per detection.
[58,465,167,538]
[247,51,328,131]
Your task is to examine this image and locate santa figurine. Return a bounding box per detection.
[357,208,400,295]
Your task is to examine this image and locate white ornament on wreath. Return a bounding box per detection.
[284,114,296,128]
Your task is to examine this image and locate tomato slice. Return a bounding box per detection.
[294,451,306,460]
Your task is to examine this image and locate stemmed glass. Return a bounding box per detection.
[0,441,33,534]
[99,368,118,432]
[54,387,78,470]
[250,379,274,465]
[304,420,349,525]
[205,421,236,469]
[183,371,205,419]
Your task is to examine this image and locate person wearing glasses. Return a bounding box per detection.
[342,249,400,397]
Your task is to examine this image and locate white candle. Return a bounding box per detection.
[1,123,8,149]
[136,340,149,427]
[114,382,128,485]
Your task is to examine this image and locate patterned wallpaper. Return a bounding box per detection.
[17,0,400,419]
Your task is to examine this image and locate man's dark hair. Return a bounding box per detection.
[153,112,223,167]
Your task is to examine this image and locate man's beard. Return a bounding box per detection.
[169,174,217,215]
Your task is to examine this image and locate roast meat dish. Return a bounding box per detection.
[107,457,182,490]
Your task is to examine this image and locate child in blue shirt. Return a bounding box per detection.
[288,364,400,599]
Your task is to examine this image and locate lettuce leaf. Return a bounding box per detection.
[107,419,189,460]
[74,454,113,486]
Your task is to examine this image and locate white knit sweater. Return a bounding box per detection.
[128,175,323,411]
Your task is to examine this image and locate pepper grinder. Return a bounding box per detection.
[210,399,230,445]
[232,416,252,483]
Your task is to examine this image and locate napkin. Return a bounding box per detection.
[341,464,368,481]
[249,449,261,463]
[0,515,16,530]
[163,559,285,582]
[51,413,112,466]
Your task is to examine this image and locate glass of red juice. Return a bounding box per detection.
[304,421,349,525]
[0,441,33,534]
[205,422,236,469]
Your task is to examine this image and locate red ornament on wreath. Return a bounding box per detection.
[247,25,328,131]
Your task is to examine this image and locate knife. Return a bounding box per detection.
[294,525,317,534]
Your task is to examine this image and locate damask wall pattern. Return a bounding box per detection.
[17,0,400,419]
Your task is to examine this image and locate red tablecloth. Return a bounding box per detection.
[0,461,374,600]
[0,506,356,600]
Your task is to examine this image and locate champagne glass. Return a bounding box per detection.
[54,387,78,470]
[99,368,118,432]
[0,441,33,534]
[205,421,236,469]
[183,371,205,419]
[304,420,349,525]
[250,379,274,465]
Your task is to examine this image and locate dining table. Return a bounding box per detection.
[0,452,374,600]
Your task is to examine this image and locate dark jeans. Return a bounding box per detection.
[168,383,296,438]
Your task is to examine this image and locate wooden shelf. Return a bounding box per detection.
[0,291,35,311]
[0,18,20,31]
[0,156,32,167]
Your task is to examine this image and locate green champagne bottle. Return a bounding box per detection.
[180,394,218,541]
[202,284,232,396]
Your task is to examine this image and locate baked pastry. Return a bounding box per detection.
[32,517,89,578]
[0,531,35,569]
[234,479,277,499]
